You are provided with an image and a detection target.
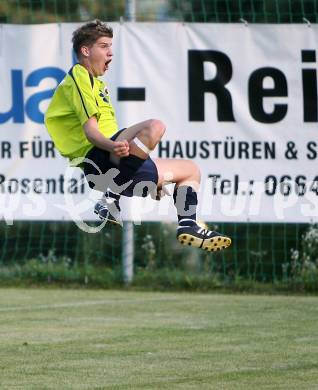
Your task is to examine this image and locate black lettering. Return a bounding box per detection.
[264,142,276,159]
[238,142,249,159]
[1,142,11,158]
[302,51,317,122]
[307,141,317,160]
[46,178,56,193]
[302,69,317,122]
[252,142,262,159]
[172,141,183,158]
[158,141,170,158]
[188,50,235,122]
[69,178,78,194]
[224,137,235,159]
[199,141,210,159]
[32,137,42,158]
[45,141,56,158]
[185,141,196,158]
[211,141,221,158]
[234,175,239,195]
[33,178,43,193]
[209,174,221,195]
[8,179,19,194]
[59,175,65,194]
[248,67,288,123]
[19,142,29,158]
[21,178,30,194]
[80,174,85,194]
[221,179,231,195]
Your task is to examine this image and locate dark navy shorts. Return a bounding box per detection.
[83,129,159,197]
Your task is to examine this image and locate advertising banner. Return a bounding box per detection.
[0,23,317,223]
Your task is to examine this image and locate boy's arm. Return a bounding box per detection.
[83,116,129,158]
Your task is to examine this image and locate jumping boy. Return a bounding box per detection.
[45,20,231,252]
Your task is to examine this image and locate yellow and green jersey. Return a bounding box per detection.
[45,63,118,163]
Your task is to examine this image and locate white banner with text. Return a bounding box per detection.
[0,23,317,223]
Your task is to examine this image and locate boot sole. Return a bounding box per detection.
[177,233,231,252]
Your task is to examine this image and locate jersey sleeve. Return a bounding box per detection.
[62,65,101,126]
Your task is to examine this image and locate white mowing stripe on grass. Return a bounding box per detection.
[0,297,180,313]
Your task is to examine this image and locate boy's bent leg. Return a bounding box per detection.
[154,158,200,221]
[108,119,165,191]
[154,158,200,190]
[94,120,165,224]
[111,119,166,163]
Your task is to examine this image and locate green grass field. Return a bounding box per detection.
[0,289,318,389]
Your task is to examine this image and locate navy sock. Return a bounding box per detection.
[173,185,198,223]
[178,219,197,227]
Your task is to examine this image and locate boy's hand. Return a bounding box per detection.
[112,140,130,157]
